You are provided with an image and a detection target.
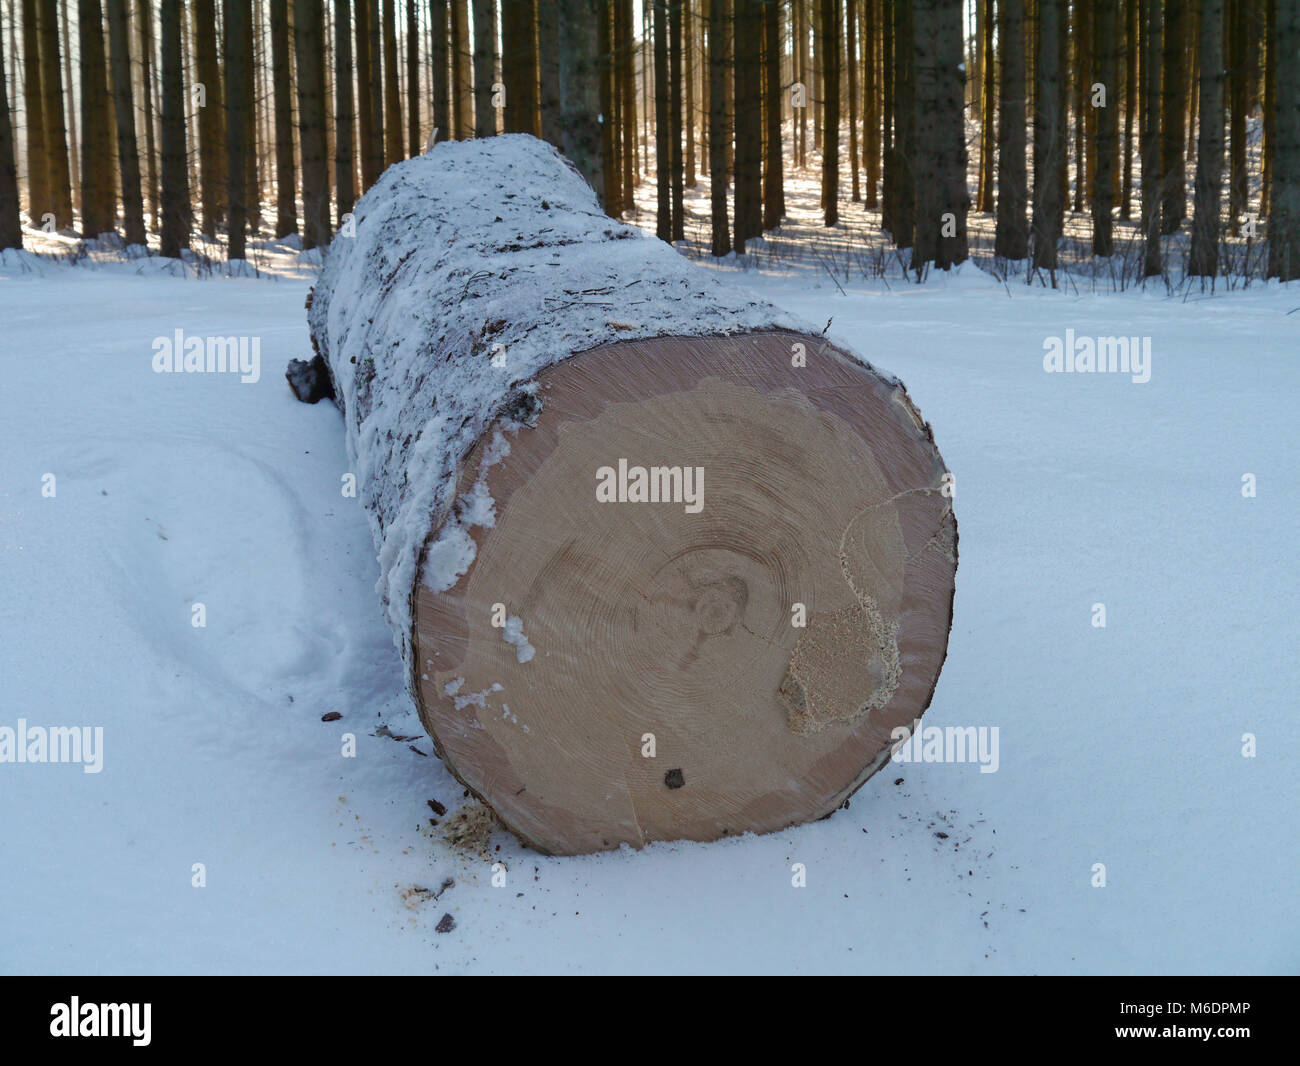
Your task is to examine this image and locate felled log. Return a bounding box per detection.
[302,135,957,856]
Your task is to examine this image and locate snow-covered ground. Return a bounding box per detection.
[1,204,1297,973]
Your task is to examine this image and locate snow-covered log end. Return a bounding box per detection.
[305,134,958,855]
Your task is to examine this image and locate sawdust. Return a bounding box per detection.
[440,802,497,859]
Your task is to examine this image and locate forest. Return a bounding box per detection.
[0,1,1294,286]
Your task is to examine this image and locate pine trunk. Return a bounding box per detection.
[106,0,144,245]
[193,0,225,235]
[995,0,1027,258]
[20,0,48,226]
[976,0,994,212]
[78,0,114,237]
[1160,0,1188,233]
[820,0,840,226]
[159,0,190,256]
[471,0,495,138]
[272,0,297,233]
[430,0,451,143]
[1093,0,1118,255]
[225,0,250,258]
[1121,0,1137,219]
[558,0,603,201]
[1141,0,1163,275]
[0,11,20,249]
[670,0,684,236]
[537,0,562,144]
[294,0,332,248]
[734,0,763,245]
[406,0,420,154]
[763,0,784,226]
[911,0,967,268]
[335,0,356,220]
[501,0,539,135]
[384,0,404,157]
[300,136,958,857]
[1032,0,1064,272]
[708,0,729,254]
[1188,0,1224,274]
[1268,0,1299,277]
[38,0,73,228]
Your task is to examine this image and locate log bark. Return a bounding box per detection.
[301,136,958,855]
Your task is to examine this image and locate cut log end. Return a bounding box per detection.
[412,330,957,856]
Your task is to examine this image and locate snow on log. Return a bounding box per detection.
[303,134,958,855]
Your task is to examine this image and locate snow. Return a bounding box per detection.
[501,616,536,664]
[1,187,1297,976]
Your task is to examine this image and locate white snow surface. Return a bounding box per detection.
[1,219,1297,975]
[308,135,835,685]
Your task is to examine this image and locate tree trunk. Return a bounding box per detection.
[889,0,915,249]
[384,0,404,157]
[911,0,967,269]
[225,0,250,259]
[300,136,958,857]
[78,0,113,237]
[995,0,1027,258]
[669,0,684,236]
[193,0,225,235]
[1032,0,1064,273]
[820,0,840,226]
[1227,0,1246,232]
[335,0,356,221]
[763,0,784,226]
[1160,0,1188,233]
[1141,0,1163,275]
[619,0,636,198]
[976,0,994,212]
[37,0,72,228]
[1121,0,1137,219]
[244,5,260,233]
[537,0,562,144]
[881,0,894,228]
[159,0,190,256]
[136,0,159,230]
[1268,0,1299,277]
[685,0,695,186]
[1261,0,1273,218]
[294,0,332,248]
[654,0,669,239]
[708,0,729,254]
[1188,0,1224,275]
[106,0,144,246]
[733,0,762,246]
[864,0,880,208]
[471,0,495,137]
[271,0,297,234]
[406,0,420,154]
[848,0,860,203]
[0,10,20,249]
[430,0,450,143]
[501,0,539,135]
[558,0,603,201]
[796,0,808,168]
[1092,0,1118,255]
[598,0,618,213]
[20,0,48,226]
